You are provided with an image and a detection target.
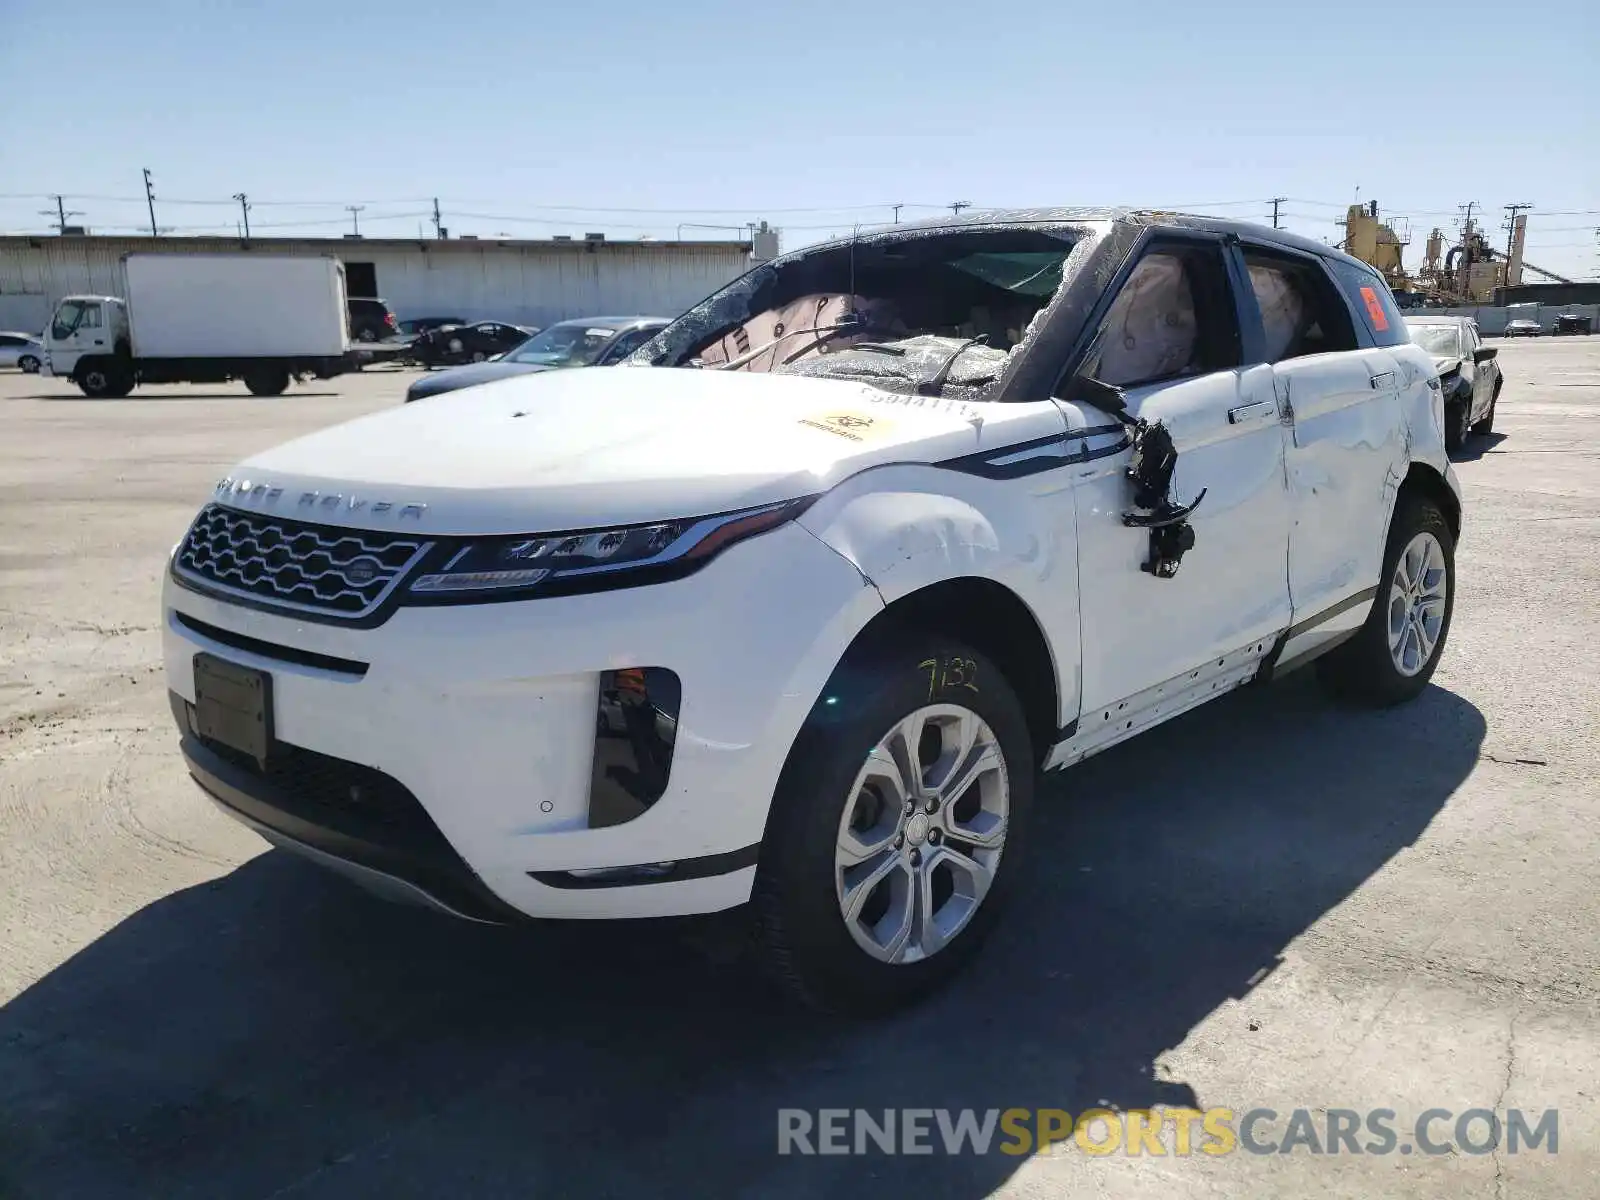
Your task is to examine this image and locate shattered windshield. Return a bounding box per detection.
[1406,324,1462,357]
[639,226,1081,398]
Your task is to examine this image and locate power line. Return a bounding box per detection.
[38,195,84,233]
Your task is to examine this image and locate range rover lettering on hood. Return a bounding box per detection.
[214,477,428,519]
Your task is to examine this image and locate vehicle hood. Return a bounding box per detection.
[222,367,1007,534]
[407,360,552,399]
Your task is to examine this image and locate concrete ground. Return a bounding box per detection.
[1,343,1597,1198]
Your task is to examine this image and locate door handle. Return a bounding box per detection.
[1227,398,1276,424]
[1369,370,1395,389]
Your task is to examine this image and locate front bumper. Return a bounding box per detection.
[164,521,881,920]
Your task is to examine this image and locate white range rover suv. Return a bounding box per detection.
[164,209,1461,1012]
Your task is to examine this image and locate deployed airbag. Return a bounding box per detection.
[1095,255,1198,387]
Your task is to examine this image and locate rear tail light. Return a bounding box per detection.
[385,313,397,330]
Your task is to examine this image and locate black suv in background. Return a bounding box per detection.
[347,297,399,342]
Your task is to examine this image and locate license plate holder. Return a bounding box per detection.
[193,653,273,762]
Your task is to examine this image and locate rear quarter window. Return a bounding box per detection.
[1327,259,1410,347]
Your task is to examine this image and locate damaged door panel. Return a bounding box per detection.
[1055,237,1292,717]
[1233,242,1407,657]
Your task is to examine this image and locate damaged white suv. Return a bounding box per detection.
[164,209,1461,1012]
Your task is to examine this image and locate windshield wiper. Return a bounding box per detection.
[916,335,989,395]
[844,342,908,356]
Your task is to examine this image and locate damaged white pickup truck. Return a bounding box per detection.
[164,209,1461,1012]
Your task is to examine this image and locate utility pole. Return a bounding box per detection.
[1269,197,1287,229]
[346,205,364,236]
[891,203,904,224]
[39,195,83,234]
[233,193,251,239]
[1502,202,1533,256]
[950,201,971,216]
[143,168,158,237]
[431,197,443,239]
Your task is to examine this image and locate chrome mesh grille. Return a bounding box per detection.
[174,504,430,618]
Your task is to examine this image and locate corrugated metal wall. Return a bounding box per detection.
[0,237,753,334]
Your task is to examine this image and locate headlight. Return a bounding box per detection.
[407,496,815,599]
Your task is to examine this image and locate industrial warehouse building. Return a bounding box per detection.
[0,232,772,334]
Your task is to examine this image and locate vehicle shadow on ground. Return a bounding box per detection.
[1450,431,1509,463]
[23,391,342,402]
[0,673,1484,1200]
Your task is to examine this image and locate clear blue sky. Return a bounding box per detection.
[3,0,1597,278]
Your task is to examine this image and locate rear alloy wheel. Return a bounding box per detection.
[18,354,40,374]
[754,637,1034,1014]
[1317,494,1454,706]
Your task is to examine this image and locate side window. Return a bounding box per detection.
[0,335,18,348]
[51,302,84,340]
[1073,243,1240,391]
[1325,258,1409,348]
[1243,251,1359,361]
[1464,324,1481,351]
[602,328,653,362]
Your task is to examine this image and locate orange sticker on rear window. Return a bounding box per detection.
[1359,286,1389,331]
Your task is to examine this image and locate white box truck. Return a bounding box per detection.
[43,253,358,397]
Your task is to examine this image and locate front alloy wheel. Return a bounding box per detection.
[754,636,1034,1014]
[835,706,1009,965]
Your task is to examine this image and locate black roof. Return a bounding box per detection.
[867,206,1368,272]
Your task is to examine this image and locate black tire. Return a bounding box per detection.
[78,365,115,398]
[1444,400,1466,452]
[244,370,289,397]
[1317,493,1455,707]
[753,634,1035,1014]
[18,354,40,374]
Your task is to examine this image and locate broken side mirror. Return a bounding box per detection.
[1060,370,1130,419]
[1473,346,1497,363]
